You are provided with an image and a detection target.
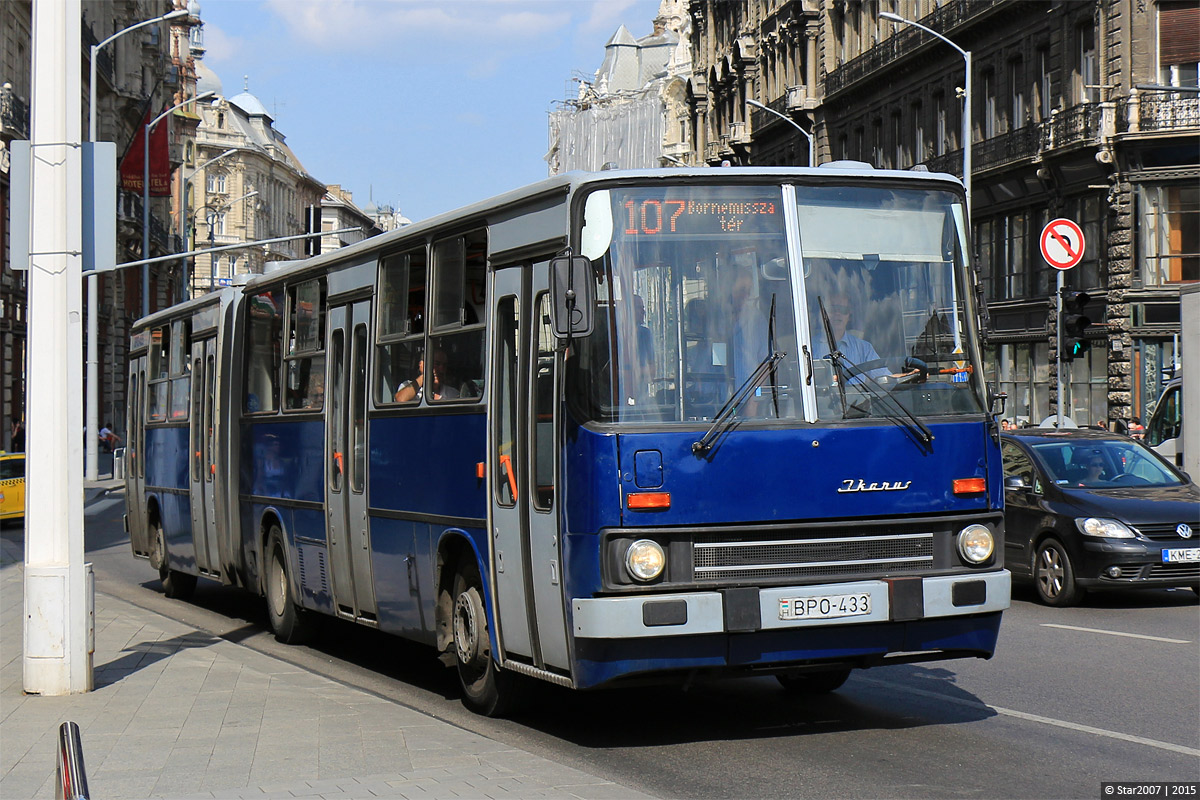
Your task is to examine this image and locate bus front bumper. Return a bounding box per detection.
[572,571,1011,639]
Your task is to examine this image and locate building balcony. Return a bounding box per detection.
[923,103,1103,177]
[0,84,30,139]
[82,21,116,89]
[116,190,171,252]
[826,0,1002,98]
[1117,92,1200,135]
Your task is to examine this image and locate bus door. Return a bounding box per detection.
[127,355,150,555]
[326,300,377,621]
[188,337,220,576]
[489,264,570,671]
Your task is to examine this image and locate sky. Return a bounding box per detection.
[197,0,665,223]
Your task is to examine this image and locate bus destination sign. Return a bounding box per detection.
[621,197,779,236]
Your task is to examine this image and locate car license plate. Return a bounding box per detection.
[779,592,872,621]
[1162,548,1200,564]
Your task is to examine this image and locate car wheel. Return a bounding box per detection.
[452,559,520,716]
[266,526,313,644]
[154,521,196,600]
[1033,538,1084,607]
[777,668,852,694]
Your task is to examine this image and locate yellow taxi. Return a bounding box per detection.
[0,452,25,523]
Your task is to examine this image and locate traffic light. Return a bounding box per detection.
[1061,290,1091,361]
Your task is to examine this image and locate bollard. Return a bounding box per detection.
[112,447,126,480]
[55,721,89,800]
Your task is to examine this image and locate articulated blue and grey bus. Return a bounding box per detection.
[126,165,1010,715]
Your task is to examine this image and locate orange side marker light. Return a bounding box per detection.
[953,477,986,495]
[627,492,671,510]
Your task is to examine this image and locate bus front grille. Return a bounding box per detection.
[692,532,935,583]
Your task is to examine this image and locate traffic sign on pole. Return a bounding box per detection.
[1040,218,1085,270]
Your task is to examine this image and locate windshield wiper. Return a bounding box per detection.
[817,296,934,447]
[817,297,848,417]
[692,351,785,456]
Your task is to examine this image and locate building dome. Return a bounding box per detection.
[229,78,273,121]
[195,59,222,98]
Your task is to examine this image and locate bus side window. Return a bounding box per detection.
[245,290,283,413]
[429,230,486,402]
[376,248,426,405]
[147,325,170,422]
[284,278,327,411]
[532,292,555,510]
[168,319,191,421]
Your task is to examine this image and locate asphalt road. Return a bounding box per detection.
[14,488,1196,800]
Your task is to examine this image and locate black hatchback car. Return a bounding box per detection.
[1001,428,1199,606]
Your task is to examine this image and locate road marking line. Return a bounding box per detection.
[856,676,1200,757]
[1041,623,1192,644]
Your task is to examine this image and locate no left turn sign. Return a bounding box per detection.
[1040,218,1085,270]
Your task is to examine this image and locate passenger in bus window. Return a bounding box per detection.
[394,348,460,403]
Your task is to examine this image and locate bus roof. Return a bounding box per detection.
[138,163,965,325]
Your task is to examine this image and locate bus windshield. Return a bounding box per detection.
[567,182,985,425]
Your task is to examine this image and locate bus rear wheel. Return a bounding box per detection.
[153,521,196,600]
[452,561,519,716]
[266,527,313,644]
[776,668,852,694]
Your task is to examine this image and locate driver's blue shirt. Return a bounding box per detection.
[811,332,890,382]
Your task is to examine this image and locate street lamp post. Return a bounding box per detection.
[196,190,259,291]
[182,147,237,297]
[142,89,215,319]
[746,98,815,167]
[879,11,972,214]
[85,6,187,480]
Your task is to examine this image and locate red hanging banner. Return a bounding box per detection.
[119,107,172,197]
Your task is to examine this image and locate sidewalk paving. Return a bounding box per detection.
[1,485,653,800]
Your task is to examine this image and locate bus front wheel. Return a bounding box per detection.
[452,562,519,716]
[153,521,196,600]
[266,527,313,644]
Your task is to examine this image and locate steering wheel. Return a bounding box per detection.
[1107,472,1151,486]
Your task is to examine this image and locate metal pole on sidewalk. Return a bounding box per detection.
[25,0,92,695]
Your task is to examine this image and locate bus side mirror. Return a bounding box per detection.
[550,255,595,339]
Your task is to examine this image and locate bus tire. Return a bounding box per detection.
[153,521,196,600]
[776,668,852,694]
[452,560,519,716]
[266,527,314,644]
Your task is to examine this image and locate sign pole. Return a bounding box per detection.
[1040,217,1085,429]
[1056,270,1065,429]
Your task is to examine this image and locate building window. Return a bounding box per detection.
[912,102,925,162]
[1065,345,1109,427]
[982,69,997,139]
[207,173,226,194]
[987,342,1051,427]
[1037,47,1052,120]
[892,111,904,168]
[1159,1,1200,87]
[934,92,947,155]
[1010,58,1027,128]
[1138,183,1200,285]
[1076,23,1098,104]
[1131,338,1181,423]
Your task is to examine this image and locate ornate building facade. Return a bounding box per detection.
[548,0,693,173]
[685,0,1197,428]
[188,57,325,294]
[2,0,198,450]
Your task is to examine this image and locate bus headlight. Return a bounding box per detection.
[625,539,666,582]
[957,525,995,564]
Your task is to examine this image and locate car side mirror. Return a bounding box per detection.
[1003,475,1029,490]
[549,255,594,339]
[989,388,1008,417]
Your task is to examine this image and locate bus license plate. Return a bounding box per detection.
[1162,548,1200,564]
[779,593,872,621]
